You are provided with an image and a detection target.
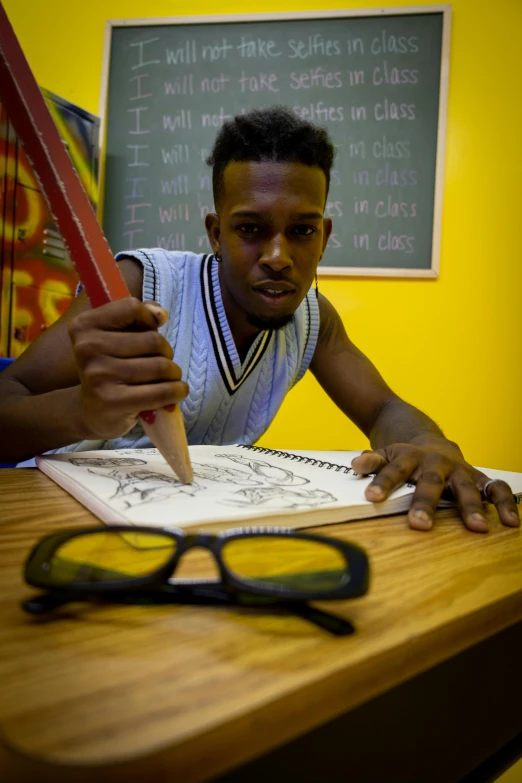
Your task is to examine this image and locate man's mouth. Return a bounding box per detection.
[259,288,291,299]
[253,283,296,302]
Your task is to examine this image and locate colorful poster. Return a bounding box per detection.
[0,90,99,357]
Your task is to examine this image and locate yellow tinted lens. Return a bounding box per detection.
[49,531,176,584]
[222,536,347,593]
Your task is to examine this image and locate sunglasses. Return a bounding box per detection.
[22,526,370,636]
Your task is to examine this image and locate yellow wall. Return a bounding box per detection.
[5,0,521,470]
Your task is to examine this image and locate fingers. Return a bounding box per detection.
[88,356,182,386]
[480,479,520,528]
[66,297,185,438]
[69,298,163,335]
[74,330,174,361]
[407,460,450,531]
[103,381,189,411]
[364,454,419,502]
[352,447,420,503]
[448,472,489,533]
[352,446,521,535]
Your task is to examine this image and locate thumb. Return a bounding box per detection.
[351,449,388,475]
[143,300,168,327]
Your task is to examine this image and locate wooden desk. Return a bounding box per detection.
[1,468,521,783]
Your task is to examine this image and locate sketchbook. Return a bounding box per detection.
[35,445,424,531]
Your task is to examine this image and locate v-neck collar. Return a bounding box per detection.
[200,255,273,395]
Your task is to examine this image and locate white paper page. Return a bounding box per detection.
[38,446,415,528]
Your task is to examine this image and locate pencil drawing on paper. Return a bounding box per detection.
[65,453,338,511]
[70,457,148,468]
[191,462,262,486]
[214,453,310,486]
[222,486,337,510]
[70,458,203,509]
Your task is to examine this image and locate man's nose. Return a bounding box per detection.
[260,236,293,273]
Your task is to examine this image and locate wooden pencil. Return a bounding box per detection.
[0,1,193,483]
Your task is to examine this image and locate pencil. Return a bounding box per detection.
[0,1,193,483]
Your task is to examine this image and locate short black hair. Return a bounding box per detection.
[206,105,335,207]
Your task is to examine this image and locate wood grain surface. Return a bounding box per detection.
[1,468,521,782]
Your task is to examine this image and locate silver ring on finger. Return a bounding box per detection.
[481,479,499,502]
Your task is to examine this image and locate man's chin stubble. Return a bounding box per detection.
[246,311,295,331]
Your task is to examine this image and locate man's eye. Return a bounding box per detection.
[238,224,262,234]
[294,226,317,236]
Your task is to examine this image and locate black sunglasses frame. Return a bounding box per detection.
[22,584,358,636]
[24,525,370,603]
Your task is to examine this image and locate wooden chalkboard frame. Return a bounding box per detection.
[99,6,451,278]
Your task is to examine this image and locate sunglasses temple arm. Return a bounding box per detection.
[285,603,355,636]
[21,592,73,614]
[173,589,356,636]
[20,588,356,637]
[160,584,357,636]
[169,588,356,636]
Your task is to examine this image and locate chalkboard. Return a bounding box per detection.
[100,8,450,277]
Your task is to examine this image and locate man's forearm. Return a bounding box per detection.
[369,397,451,451]
[0,382,88,462]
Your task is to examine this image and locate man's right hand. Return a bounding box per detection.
[68,297,188,440]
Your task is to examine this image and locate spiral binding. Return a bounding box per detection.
[238,445,354,474]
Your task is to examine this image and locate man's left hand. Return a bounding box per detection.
[351,439,520,533]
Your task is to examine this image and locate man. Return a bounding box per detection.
[0,107,518,533]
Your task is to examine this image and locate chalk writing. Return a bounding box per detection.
[125,178,147,199]
[125,203,151,224]
[202,39,234,61]
[293,103,344,122]
[127,145,149,167]
[165,41,198,65]
[202,108,233,127]
[288,35,341,58]
[348,70,365,86]
[377,233,415,253]
[237,37,282,58]
[374,101,416,121]
[163,111,192,131]
[130,74,152,100]
[103,14,443,271]
[239,72,279,93]
[156,234,186,250]
[375,198,417,218]
[161,146,190,165]
[130,38,160,70]
[164,76,194,95]
[127,107,150,135]
[289,68,342,89]
[373,138,411,158]
[159,204,190,222]
[160,176,190,195]
[346,38,364,55]
[201,74,230,93]
[370,33,419,55]
[325,201,343,218]
[373,62,419,85]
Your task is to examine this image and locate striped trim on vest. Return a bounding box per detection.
[200,254,273,395]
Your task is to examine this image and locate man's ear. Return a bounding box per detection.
[204,212,221,256]
[322,217,333,254]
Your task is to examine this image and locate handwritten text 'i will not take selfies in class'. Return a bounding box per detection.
[121,30,424,257]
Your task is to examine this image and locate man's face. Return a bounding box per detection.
[205,161,332,331]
